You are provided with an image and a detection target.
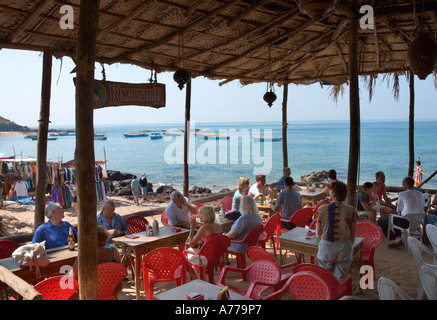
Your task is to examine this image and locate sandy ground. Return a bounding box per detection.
[0,131,24,137]
[0,193,434,301]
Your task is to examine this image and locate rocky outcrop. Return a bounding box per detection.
[301,170,328,183]
[189,186,212,194]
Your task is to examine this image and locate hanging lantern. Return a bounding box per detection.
[407,27,437,80]
[263,90,277,108]
[173,69,191,90]
[296,0,337,20]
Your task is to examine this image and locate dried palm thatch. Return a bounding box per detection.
[0,0,436,86]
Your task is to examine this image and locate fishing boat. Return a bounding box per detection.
[30,136,58,141]
[94,133,105,137]
[252,136,282,142]
[58,132,75,136]
[94,136,107,140]
[196,135,229,141]
[150,133,163,140]
[124,133,148,138]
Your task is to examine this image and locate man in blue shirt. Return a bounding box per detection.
[97,199,128,245]
[32,202,77,249]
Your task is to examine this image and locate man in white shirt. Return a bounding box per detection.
[248,174,276,201]
[166,190,198,228]
[377,176,425,248]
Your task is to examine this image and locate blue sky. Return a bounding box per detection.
[0,49,436,127]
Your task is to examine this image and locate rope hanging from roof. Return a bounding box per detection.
[173,29,191,90]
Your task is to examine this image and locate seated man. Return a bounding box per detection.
[377,176,425,248]
[166,190,198,229]
[32,202,78,249]
[270,176,302,229]
[278,167,301,192]
[97,199,128,245]
[248,174,276,201]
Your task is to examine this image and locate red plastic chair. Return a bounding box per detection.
[216,259,281,300]
[193,202,203,209]
[125,215,149,234]
[247,246,297,291]
[293,263,352,299]
[184,235,230,283]
[309,218,317,230]
[160,209,169,226]
[225,224,263,280]
[35,275,79,300]
[142,247,187,300]
[222,196,233,212]
[263,271,333,300]
[276,207,315,247]
[97,262,128,300]
[0,240,20,259]
[312,199,330,215]
[356,221,383,280]
[257,213,281,258]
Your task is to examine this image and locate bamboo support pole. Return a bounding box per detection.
[346,16,360,207]
[282,83,289,168]
[408,72,415,177]
[34,50,52,230]
[183,79,192,197]
[75,0,100,300]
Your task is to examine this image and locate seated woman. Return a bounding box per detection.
[356,182,377,222]
[71,226,123,297]
[226,176,250,220]
[225,195,263,254]
[188,205,222,248]
[371,171,396,217]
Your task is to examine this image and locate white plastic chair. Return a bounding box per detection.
[407,236,437,299]
[386,212,425,253]
[377,277,414,300]
[426,224,437,264]
[420,266,437,300]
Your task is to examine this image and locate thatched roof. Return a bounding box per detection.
[1,0,436,86]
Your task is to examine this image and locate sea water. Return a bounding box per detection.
[1,120,436,192]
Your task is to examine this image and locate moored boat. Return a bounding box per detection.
[94,136,107,140]
[124,133,148,138]
[150,133,163,140]
[252,136,282,142]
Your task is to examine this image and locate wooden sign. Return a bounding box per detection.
[92,80,166,109]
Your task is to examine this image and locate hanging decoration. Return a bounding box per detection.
[174,30,191,90]
[407,4,437,80]
[295,0,337,20]
[70,54,95,81]
[263,46,276,108]
[263,83,277,108]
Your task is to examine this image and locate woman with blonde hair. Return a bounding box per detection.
[225,195,262,254]
[232,176,250,211]
[188,205,222,248]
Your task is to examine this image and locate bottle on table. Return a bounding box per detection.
[68,227,75,251]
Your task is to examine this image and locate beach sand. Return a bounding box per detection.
[0,193,434,300]
[0,131,23,137]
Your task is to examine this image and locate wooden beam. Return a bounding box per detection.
[0,265,42,300]
[7,0,55,42]
[183,79,192,197]
[119,0,241,60]
[408,72,415,177]
[34,50,52,230]
[346,15,360,207]
[282,83,288,168]
[75,0,100,300]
